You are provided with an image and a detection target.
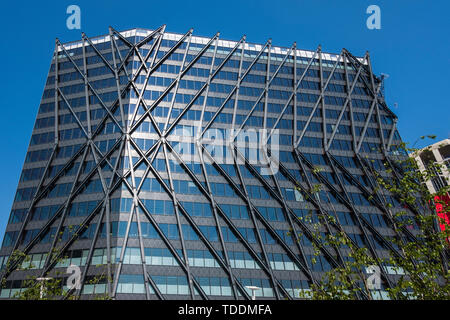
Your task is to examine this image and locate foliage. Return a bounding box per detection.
[298,138,449,300]
[1,245,111,300]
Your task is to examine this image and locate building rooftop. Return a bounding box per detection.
[58,26,367,64]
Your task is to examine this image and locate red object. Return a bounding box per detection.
[434,194,450,242]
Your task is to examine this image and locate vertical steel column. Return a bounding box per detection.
[162,32,194,133]
[161,142,196,299]
[82,35,93,138]
[318,47,327,148]
[110,138,161,299]
[109,28,127,131]
[344,51,358,151]
[54,40,60,146]
[366,53,387,156]
[293,43,298,140]
[262,40,272,131]
[230,36,246,133]
[194,34,240,299]
[386,119,397,152]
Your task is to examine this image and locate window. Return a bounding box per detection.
[117,274,145,294]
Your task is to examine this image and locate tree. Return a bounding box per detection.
[1,242,111,300]
[298,138,449,300]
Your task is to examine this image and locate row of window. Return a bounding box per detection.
[5,246,292,273]
[12,190,385,229]
[137,177,237,198]
[0,272,394,299]
[1,220,290,248]
[156,48,298,74]
[136,72,361,99]
[43,88,119,106]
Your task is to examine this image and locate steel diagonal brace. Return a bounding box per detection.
[164,35,245,138]
[325,52,368,151]
[164,143,292,299]
[57,40,125,133]
[323,151,397,291]
[200,39,269,139]
[130,31,227,133]
[1,137,126,279]
[194,140,239,299]
[345,50,397,120]
[296,150,406,260]
[128,138,253,300]
[330,152,419,244]
[274,152,368,299]
[294,49,345,148]
[201,143,337,277]
[265,45,321,144]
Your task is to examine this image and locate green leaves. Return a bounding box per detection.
[299,136,449,300]
[1,248,112,300]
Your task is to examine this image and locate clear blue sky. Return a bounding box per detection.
[0,0,448,242]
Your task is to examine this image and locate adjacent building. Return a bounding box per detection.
[411,139,450,240]
[411,138,450,194]
[0,26,414,300]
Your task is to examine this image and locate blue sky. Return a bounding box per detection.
[0,0,448,242]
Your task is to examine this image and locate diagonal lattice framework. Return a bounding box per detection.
[0,26,421,300]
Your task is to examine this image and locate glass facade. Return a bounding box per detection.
[0,26,412,300]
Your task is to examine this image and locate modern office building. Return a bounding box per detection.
[0,26,417,300]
